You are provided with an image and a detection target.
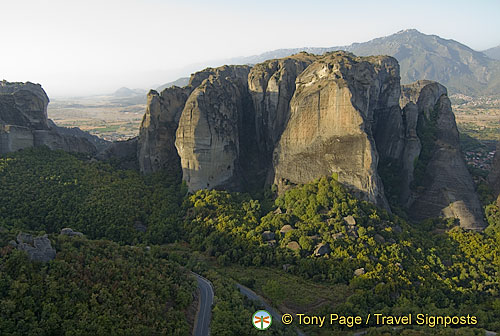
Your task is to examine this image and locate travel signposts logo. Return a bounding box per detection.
[253,310,272,330]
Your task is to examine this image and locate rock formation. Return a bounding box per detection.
[273,52,400,209]
[13,232,56,262]
[175,65,251,191]
[138,54,319,191]
[399,81,485,229]
[489,143,500,204]
[136,53,485,229]
[0,81,98,154]
[248,53,317,155]
[60,228,84,237]
[96,137,138,169]
[138,86,190,173]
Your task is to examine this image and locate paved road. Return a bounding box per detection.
[192,273,214,336]
[236,283,306,336]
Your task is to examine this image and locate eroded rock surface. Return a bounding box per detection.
[248,53,318,155]
[489,143,500,200]
[136,54,485,229]
[175,65,251,191]
[0,81,98,154]
[138,87,190,173]
[273,52,399,209]
[16,233,56,263]
[400,81,485,229]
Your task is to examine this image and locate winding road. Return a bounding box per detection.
[236,283,306,336]
[192,273,214,336]
[192,278,496,336]
[191,274,306,336]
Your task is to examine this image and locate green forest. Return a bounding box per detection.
[1,147,499,335]
[0,232,194,335]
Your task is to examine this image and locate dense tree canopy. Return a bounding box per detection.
[0,147,186,244]
[182,175,500,332]
[1,147,499,335]
[0,232,194,335]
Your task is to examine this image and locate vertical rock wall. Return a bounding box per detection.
[400,81,485,229]
[138,87,189,173]
[271,53,401,209]
[175,66,251,191]
[136,54,485,229]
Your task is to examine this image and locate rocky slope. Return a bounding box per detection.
[483,45,500,61]
[136,53,485,229]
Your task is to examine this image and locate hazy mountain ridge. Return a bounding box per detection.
[156,77,190,92]
[216,29,500,97]
[483,45,500,60]
[112,87,146,97]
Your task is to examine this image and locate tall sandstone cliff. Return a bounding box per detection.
[272,53,401,209]
[0,81,97,154]
[137,52,485,229]
[489,142,500,204]
[399,81,484,229]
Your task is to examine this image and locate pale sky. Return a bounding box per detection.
[2,0,499,97]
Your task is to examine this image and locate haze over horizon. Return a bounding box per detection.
[2,0,499,97]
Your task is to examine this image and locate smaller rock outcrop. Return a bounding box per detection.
[16,233,56,262]
[1,81,98,154]
[343,216,356,226]
[314,243,330,256]
[60,228,83,237]
[354,268,366,276]
[261,231,275,241]
[279,224,294,237]
[287,241,300,251]
[332,232,344,240]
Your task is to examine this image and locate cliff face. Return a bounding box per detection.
[138,86,189,173]
[0,81,97,154]
[399,81,485,229]
[272,52,401,208]
[489,143,500,201]
[247,53,318,156]
[175,66,252,191]
[136,53,485,229]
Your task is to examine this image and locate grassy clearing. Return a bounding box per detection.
[215,264,350,312]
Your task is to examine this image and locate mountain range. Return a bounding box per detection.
[161,29,500,97]
[483,45,500,60]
